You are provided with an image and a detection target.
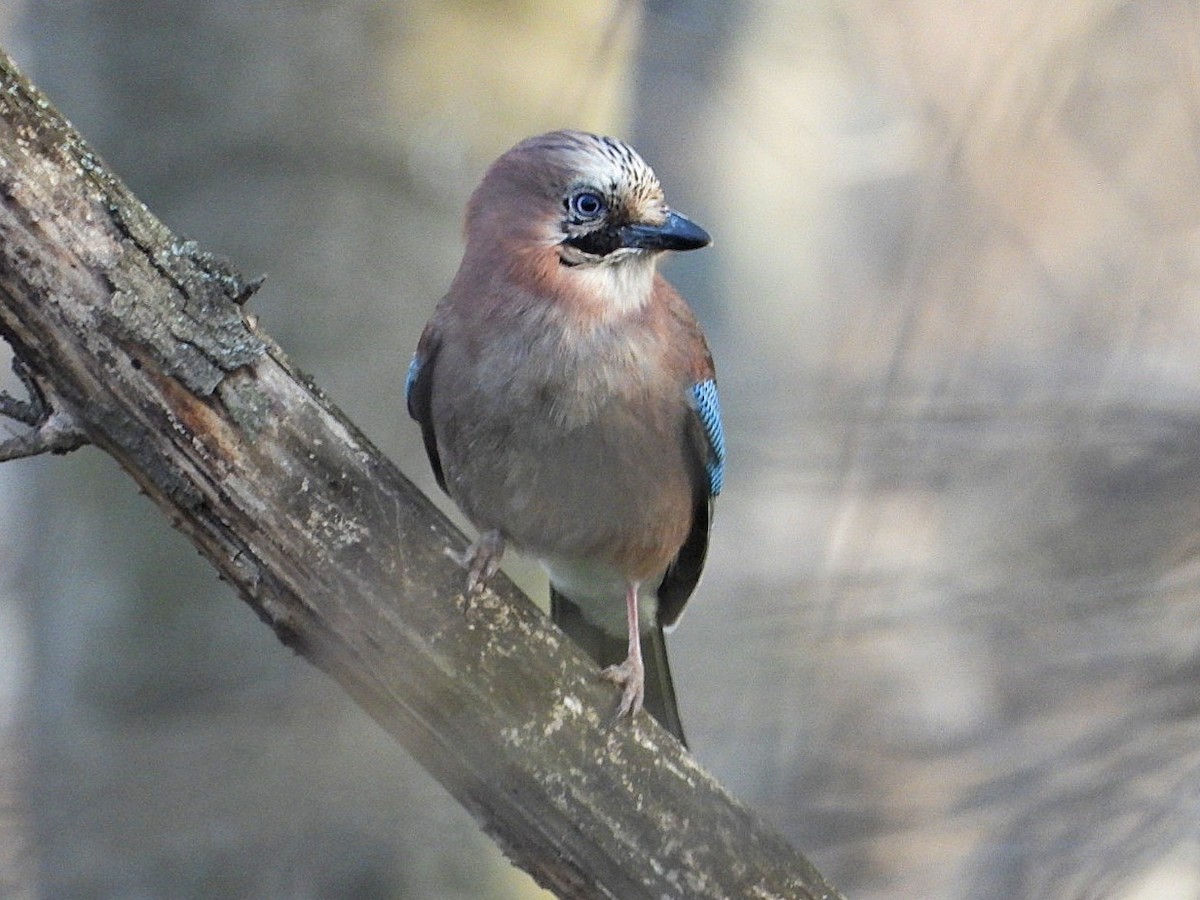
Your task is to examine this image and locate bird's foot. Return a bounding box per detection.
[600,654,645,723]
[446,529,505,600]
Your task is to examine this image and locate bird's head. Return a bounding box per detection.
[462,131,710,314]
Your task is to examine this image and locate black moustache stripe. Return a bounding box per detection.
[564,228,623,257]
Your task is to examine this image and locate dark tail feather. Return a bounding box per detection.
[550,587,687,746]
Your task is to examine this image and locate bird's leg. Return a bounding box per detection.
[447,528,505,596]
[600,581,645,722]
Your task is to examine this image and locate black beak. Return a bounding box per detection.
[619,210,711,253]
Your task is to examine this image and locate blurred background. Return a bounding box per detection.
[2,1,1200,897]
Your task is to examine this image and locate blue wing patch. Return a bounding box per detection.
[405,355,422,408]
[690,379,725,497]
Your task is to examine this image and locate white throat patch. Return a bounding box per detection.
[566,252,656,318]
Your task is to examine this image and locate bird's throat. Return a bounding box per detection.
[561,254,656,320]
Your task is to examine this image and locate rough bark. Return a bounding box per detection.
[0,47,842,900]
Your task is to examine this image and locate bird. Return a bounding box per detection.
[406,130,724,744]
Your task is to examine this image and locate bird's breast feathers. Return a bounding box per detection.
[431,303,696,573]
[476,284,677,429]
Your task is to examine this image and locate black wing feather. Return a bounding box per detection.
[405,338,448,494]
[656,417,714,627]
[657,378,724,626]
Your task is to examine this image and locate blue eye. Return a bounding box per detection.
[570,191,606,219]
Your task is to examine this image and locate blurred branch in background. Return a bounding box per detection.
[0,45,841,900]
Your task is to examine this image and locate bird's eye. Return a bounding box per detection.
[570,191,606,220]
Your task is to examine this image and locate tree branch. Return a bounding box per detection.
[0,408,87,460]
[0,356,89,459]
[0,47,842,900]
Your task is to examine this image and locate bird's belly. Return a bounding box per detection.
[541,555,661,634]
[446,403,693,582]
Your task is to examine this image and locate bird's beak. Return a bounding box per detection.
[619,210,711,253]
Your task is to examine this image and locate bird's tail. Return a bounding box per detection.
[550,587,686,746]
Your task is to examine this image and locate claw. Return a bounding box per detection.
[600,655,645,723]
[446,529,505,597]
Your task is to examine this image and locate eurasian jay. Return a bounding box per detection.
[406,130,724,744]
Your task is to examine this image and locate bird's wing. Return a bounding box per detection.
[657,377,726,626]
[405,325,448,494]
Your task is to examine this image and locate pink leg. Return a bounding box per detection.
[600,581,645,721]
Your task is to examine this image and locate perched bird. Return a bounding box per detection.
[406,130,724,743]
